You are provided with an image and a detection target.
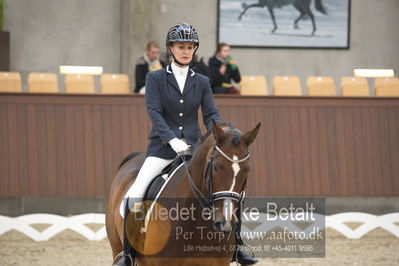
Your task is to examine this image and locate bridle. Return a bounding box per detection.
[181,142,250,215]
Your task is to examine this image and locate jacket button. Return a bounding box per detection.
[179,113,183,117]
[179,126,183,130]
[180,99,184,103]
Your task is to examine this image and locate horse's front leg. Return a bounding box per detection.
[295,2,316,35]
[294,13,304,29]
[309,13,316,35]
[267,6,278,33]
[238,3,264,20]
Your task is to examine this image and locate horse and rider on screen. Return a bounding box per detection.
[238,0,327,35]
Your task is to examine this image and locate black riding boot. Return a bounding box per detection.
[113,255,132,266]
[232,249,258,265]
[113,199,135,266]
[231,206,258,265]
[231,237,259,265]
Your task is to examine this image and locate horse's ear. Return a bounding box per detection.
[212,120,226,143]
[242,122,261,146]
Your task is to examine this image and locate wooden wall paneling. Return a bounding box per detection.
[26,104,41,197]
[135,104,149,153]
[7,104,19,196]
[298,107,312,196]
[92,104,105,196]
[308,107,321,196]
[74,105,87,196]
[16,104,29,196]
[111,104,122,163]
[35,104,49,196]
[226,105,237,126]
[325,107,339,196]
[0,104,9,196]
[345,107,358,195]
[351,107,366,195]
[316,107,330,195]
[55,104,67,197]
[318,106,331,195]
[238,105,254,195]
[369,107,383,195]
[255,105,276,196]
[338,107,352,196]
[83,105,95,197]
[100,104,113,197]
[281,106,296,195]
[109,104,123,190]
[289,106,304,195]
[64,104,76,197]
[337,107,350,195]
[387,108,399,194]
[238,105,249,130]
[218,105,230,125]
[266,105,279,196]
[1,94,399,197]
[276,106,289,195]
[44,104,57,196]
[250,106,264,196]
[377,107,394,195]
[119,104,133,163]
[359,107,375,196]
[268,105,280,196]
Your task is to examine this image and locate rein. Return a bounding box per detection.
[180,144,250,210]
[182,157,211,208]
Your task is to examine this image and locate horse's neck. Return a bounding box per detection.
[188,135,214,191]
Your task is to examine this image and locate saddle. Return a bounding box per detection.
[143,154,192,201]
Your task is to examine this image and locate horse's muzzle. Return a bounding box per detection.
[213,220,234,234]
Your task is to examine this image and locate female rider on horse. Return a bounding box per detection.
[114,23,257,266]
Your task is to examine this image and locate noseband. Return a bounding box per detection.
[182,144,250,211]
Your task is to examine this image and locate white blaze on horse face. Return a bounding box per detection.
[229,155,240,191]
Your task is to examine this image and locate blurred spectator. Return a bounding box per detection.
[208,43,241,94]
[135,41,166,94]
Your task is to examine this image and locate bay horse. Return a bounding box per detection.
[106,121,260,265]
[238,0,327,35]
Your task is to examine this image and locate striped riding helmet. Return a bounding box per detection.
[166,23,199,47]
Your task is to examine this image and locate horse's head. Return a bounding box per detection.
[206,120,261,233]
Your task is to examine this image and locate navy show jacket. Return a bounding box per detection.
[145,65,221,159]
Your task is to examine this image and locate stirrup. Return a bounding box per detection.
[232,245,258,265]
[112,251,134,266]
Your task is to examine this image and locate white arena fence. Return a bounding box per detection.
[0,212,398,241]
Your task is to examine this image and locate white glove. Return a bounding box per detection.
[169,138,190,154]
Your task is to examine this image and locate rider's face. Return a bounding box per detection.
[170,42,195,66]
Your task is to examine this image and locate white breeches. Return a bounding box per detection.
[119,156,174,217]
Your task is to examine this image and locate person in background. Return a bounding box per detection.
[134,41,166,94]
[208,43,241,94]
